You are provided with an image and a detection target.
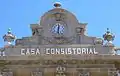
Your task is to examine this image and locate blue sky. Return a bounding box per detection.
[0,0,120,51]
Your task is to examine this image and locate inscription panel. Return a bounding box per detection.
[2,45,110,56]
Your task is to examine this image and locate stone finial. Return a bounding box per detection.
[3,28,16,46]
[8,28,11,32]
[103,28,115,46]
[54,2,61,8]
[95,38,103,45]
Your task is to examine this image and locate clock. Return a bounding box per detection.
[52,23,64,34]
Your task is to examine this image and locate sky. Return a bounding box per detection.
[0,0,120,52]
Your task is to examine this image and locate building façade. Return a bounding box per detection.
[1,2,120,76]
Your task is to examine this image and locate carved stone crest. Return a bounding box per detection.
[55,65,66,76]
[31,68,43,76]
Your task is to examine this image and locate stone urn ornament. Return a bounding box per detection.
[3,28,16,46]
[103,28,115,46]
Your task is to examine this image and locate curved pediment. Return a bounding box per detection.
[40,8,79,26]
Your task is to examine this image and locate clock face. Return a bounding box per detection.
[52,23,65,34]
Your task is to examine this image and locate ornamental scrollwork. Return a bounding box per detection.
[42,35,76,44]
[0,69,13,76]
[31,68,43,76]
[55,65,66,76]
[77,69,90,76]
[1,72,13,76]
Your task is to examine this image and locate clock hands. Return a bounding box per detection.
[52,23,64,34]
[57,23,60,34]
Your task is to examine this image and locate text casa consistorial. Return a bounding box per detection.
[20,48,98,55]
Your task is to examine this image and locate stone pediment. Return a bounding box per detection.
[11,2,104,46]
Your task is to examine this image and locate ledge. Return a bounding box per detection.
[0,55,119,60]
